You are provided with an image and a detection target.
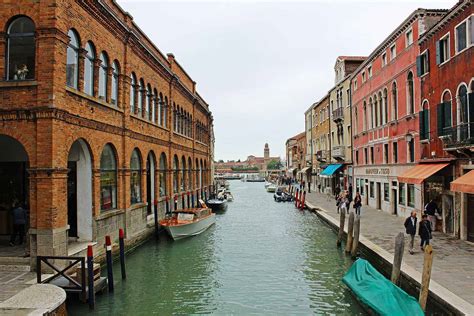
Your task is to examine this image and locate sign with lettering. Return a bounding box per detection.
[365,168,390,175]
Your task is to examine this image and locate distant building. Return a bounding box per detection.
[215,144,281,175]
[311,94,331,192]
[285,132,306,180]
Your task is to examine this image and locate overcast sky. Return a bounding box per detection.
[118,0,454,161]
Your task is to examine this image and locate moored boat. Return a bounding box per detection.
[206,199,228,213]
[342,258,424,316]
[159,207,215,240]
[266,184,277,192]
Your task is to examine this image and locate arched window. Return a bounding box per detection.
[138,79,144,116]
[195,158,200,189]
[420,100,429,140]
[181,156,186,191]
[363,101,367,131]
[98,52,108,100]
[190,115,193,138]
[159,153,167,197]
[158,93,163,126]
[188,157,192,189]
[111,61,119,106]
[438,90,452,137]
[173,155,179,193]
[354,107,358,135]
[383,88,388,124]
[378,92,383,125]
[459,84,469,124]
[392,82,398,120]
[145,84,151,120]
[199,159,203,188]
[173,104,177,132]
[368,98,373,129]
[6,16,35,81]
[152,89,157,123]
[130,149,142,204]
[164,97,169,128]
[130,73,136,113]
[84,42,95,96]
[407,72,414,115]
[100,144,117,211]
[66,29,79,88]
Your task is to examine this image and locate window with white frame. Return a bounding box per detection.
[390,44,396,60]
[437,33,450,64]
[470,16,474,45]
[382,52,387,67]
[362,72,366,83]
[406,29,413,47]
[354,80,358,90]
[417,50,429,77]
[455,16,473,53]
[368,66,372,78]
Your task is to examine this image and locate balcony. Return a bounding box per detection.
[441,123,474,156]
[332,145,345,160]
[316,150,329,162]
[332,107,344,122]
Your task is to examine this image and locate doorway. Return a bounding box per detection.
[467,194,474,242]
[67,139,93,241]
[376,182,381,210]
[146,153,155,216]
[364,183,369,205]
[442,195,454,234]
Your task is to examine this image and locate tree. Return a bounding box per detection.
[267,159,283,170]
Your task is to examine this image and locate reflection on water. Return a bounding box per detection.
[69,181,365,315]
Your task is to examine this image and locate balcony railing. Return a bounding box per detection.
[332,107,344,122]
[332,145,345,159]
[316,150,329,162]
[441,123,474,149]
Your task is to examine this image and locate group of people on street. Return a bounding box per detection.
[334,184,362,216]
[404,199,439,254]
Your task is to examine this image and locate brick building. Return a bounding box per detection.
[351,9,445,218]
[0,0,213,266]
[418,0,474,240]
[285,132,306,180]
[311,94,331,191]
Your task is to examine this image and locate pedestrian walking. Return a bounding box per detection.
[307,180,311,193]
[353,192,362,215]
[335,194,342,214]
[340,192,349,214]
[424,199,439,231]
[10,203,27,246]
[404,211,417,254]
[318,183,321,193]
[334,185,341,199]
[418,214,432,251]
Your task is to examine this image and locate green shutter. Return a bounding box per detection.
[469,93,474,138]
[419,110,425,139]
[435,41,441,65]
[426,50,430,73]
[416,56,422,77]
[445,101,452,128]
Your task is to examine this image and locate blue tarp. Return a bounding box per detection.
[342,259,424,316]
[320,164,343,176]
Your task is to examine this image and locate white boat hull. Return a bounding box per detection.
[267,186,277,193]
[164,214,216,240]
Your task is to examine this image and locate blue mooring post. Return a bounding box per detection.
[87,245,95,309]
[191,192,195,208]
[204,187,207,201]
[174,195,178,211]
[181,193,185,209]
[153,200,158,238]
[187,191,190,209]
[119,228,126,280]
[105,236,114,292]
[165,196,170,215]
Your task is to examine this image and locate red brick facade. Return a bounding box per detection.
[0,0,213,263]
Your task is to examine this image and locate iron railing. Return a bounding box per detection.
[441,123,474,149]
[332,107,344,121]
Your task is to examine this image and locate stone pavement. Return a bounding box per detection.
[0,268,36,303]
[304,191,474,305]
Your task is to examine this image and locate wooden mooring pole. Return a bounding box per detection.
[419,245,434,311]
[350,215,360,258]
[345,212,355,253]
[391,232,405,285]
[336,211,345,247]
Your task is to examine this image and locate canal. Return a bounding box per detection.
[69,181,365,315]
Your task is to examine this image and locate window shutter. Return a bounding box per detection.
[426,50,430,72]
[424,108,429,139]
[437,103,444,136]
[419,110,425,139]
[416,56,422,77]
[469,93,474,123]
[445,101,452,129]
[435,41,441,65]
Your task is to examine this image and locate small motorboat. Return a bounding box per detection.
[266,184,277,193]
[206,198,228,213]
[159,206,215,241]
[264,181,272,188]
[342,259,424,315]
[274,187,293,202]
[217,188,234,202]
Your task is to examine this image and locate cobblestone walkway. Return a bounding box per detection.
[0,269,35,303]
[305,191,474,304]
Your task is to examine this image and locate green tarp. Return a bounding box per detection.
[342,259,424,316]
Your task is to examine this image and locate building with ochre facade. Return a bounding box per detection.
[0,0,213,267]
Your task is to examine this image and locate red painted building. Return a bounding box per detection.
[418,0,474,240]
[351,9,446,218]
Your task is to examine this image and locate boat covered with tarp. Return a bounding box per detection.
[342,258,424,316]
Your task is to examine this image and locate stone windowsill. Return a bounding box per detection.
[65,86,124,114]
[128,202,147,212]
[97,208,125,221]
[0,80,38,88]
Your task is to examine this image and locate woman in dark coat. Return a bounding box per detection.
[419,214,432,250]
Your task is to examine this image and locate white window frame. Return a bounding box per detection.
[454,15,474,55]
[439,32,451,66]
[367,65,372,78]
[419,49,429,77]
[362,72,366,83]
[381,52,387,67]
[390,44,396,61]
[405,28,413,48]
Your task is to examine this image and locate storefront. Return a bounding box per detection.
[450,169,474,242]
[320,164,343,195]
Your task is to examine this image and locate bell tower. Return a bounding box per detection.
[264,143,270,160]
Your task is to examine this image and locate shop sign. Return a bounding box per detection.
[365,168,390,175]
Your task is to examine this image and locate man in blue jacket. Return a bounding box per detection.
[404,211,417,254]
[9,203,27,247]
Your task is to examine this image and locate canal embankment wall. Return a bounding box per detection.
[305,201,474,316]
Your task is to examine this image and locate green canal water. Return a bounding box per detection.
[69,181,366,315]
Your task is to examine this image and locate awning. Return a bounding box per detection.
[451,170,474,193]
[320,164,343,176]
[300,167,310,174]
[397,163,449,184]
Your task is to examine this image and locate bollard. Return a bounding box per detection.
[174,195,178,211]
[345,212,355,253]
[351,215,360,258]
[191,192,195,208]
[337,211,346,247]
[181,193,185,209]
[87,245,95,309]
[299,191,306,210]
[165,196,170,215]
[419,245,433,311]
[153,200,159,238]
[295,189,299,207]
[119,228,126,280]
[187,191,190,209]
[105,235,114,292]
[391,232,405,285]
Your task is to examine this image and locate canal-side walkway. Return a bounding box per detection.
[304,191,474,314]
